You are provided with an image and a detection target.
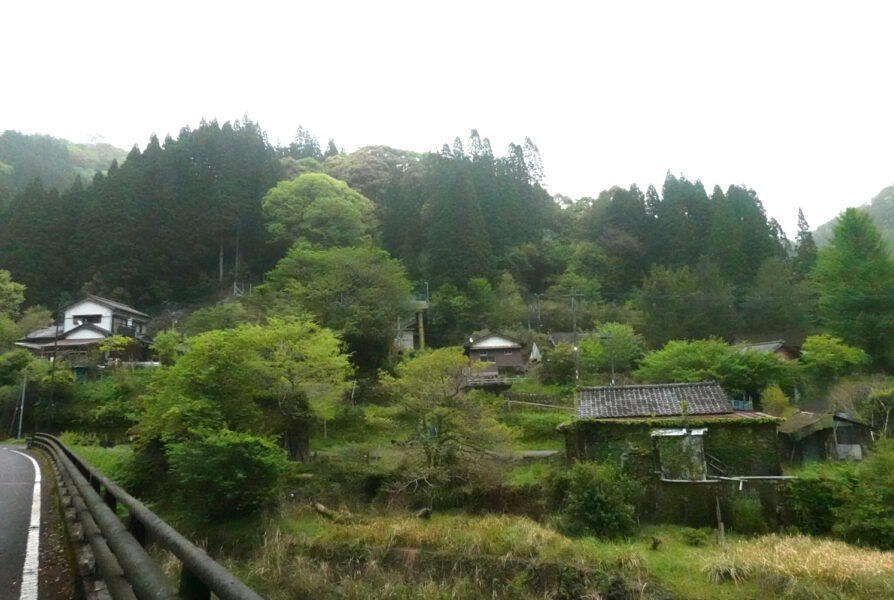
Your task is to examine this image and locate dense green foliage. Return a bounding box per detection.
[786,462,858,536]
[833,439,894,549]
[814,208,894,367]
[555,461,641,538]
[634,339,797,402]
[168,429,287,520]
[262,173,375,248]
[137,318,351,460]
[260,244,412,371]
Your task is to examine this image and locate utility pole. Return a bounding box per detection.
[563,289,584,384]
[17,372,26,439]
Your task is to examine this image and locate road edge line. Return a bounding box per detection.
[12,449,41,600]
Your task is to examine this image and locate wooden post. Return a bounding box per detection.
[416,308,425,350]
[715,495,726,546]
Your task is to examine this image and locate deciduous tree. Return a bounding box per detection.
[261,244,412,372]
[262,173,376,249]
[382,348,513,501]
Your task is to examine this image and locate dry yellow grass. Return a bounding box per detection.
[703,534,894,596]
[317,512,593,563]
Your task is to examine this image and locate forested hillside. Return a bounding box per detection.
[0,118,823,355]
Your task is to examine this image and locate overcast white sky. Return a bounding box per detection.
[3,1,893,235]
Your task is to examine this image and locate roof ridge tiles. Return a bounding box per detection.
[580,381,717,391]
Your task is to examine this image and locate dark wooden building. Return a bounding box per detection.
[779,412,874,462]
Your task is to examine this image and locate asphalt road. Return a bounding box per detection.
[0,444,37,600]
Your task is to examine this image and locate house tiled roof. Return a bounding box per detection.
[577,382,733,419]
[23,325,59,340]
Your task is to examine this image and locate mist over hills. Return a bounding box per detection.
[814,185,894,248]
[0,130,127,201]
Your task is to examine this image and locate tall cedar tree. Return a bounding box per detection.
[422,155,492,287]
[794,208,818,276]
[814,208,894,367]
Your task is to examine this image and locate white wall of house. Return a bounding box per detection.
[63,300,113,333]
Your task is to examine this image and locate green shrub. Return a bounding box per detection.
[833,439,894,549]
[501,410,570,442]
[71,369,149,444]
[69,443,136,490]
[681,527,710,546]
[556,461,641,538]
[540,343,576,386]
[729,496,768,535]
[786,461,857,535]
[59,430,100,446]
[168,429,287,520]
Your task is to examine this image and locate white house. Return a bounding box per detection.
[17,295,151,356]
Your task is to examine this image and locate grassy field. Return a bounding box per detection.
[228,507,894,599]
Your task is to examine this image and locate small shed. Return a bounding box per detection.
[465,332,524,374]
[779,411,874,462]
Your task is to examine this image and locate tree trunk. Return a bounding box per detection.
[218,235,224,283]
[282,417,312,461]
[233,225,240,284]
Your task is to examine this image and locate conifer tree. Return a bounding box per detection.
[814,208,894,367]
[794,208,818,276]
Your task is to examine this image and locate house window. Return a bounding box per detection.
[478,352,494,362]
[651,428,708,481]
[73,314,102,326]
[504,349,514,355]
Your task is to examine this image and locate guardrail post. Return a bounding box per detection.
[128,515,147,547]
[179,567,211,600]
[103,488,117,511]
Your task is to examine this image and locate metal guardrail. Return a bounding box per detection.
[31,433,265,600]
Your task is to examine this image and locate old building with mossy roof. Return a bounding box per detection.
[561,382,782,480]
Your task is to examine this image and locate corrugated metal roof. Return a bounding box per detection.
[577,382,733,419]
[736,340,785,354]
[779,411,872,440]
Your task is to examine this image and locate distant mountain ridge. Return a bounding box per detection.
[814,184,894,248]
[0,130,127,197]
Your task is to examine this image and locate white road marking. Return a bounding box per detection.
[11,450,40,600]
